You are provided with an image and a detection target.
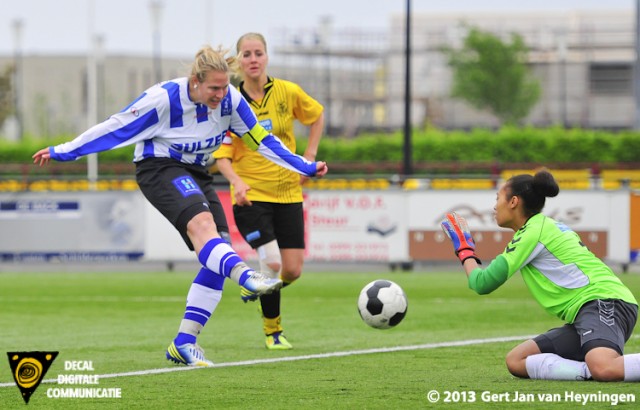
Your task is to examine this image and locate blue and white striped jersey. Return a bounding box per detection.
[49,77,317,176]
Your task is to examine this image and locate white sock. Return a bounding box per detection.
[525,353,591,381]
[178,319,203,338]
[229,262,252,285]
[624,354,640,382]
[178,284,222,336]
[174,266,225,346]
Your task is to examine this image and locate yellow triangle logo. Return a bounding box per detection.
[7,351,58,404]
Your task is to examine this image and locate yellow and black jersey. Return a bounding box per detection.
[214,77,323,203]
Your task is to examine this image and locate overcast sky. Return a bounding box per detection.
[0,0,634,59]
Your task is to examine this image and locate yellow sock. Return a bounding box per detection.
[263,316,283,335]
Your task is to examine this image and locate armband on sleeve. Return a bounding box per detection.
[239,123,268,151]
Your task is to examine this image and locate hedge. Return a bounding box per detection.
[2,126,639,175]
[307,126,640,164]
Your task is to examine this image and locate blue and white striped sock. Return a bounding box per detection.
[174,266,225,346]
[197,237,253,285]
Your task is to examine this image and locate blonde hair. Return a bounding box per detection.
[233,33,268,79]
[190,45,237,82]
[236,32,268,55]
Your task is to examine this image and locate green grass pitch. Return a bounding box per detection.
[0,268,639,409]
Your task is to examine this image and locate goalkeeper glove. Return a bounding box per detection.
[440,212,482,265]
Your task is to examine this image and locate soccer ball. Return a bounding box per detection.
[357,280,408,329]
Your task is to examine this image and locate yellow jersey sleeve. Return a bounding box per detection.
[214,132,234,159]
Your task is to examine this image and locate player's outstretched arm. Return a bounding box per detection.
[442,212,514,291]
[251,132,327,178]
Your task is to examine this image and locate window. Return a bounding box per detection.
[589,63,633,95]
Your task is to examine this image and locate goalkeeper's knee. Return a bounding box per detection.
[258,240,281,279]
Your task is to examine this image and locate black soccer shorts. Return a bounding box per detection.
[136,158,229,250]
[233,201,304,249]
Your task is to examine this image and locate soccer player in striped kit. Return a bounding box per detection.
[215,33,324,350]
[32,44,328,366]
[441,170,640,382]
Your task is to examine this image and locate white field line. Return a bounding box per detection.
[0,334,535,388]
[0,296,540,305]
[0,296,185,303]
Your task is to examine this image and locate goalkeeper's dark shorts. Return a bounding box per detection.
[135,157,229,250]
[533,299,638,361]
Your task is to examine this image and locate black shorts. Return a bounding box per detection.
[135,158,229,250]
[232,201,304,249]
[534,299,638,361]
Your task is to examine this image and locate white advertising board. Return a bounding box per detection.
[405,190,630,263]
[304,191,408,262]
[1,189,631,265]
[301,189,630,264]
[0,191,145,262]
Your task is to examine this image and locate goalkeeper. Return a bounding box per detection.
[441,169,639,382]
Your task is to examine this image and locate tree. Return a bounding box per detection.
[0,64,15,131]
[442,27,541,125]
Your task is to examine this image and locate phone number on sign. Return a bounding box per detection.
[426,390,636,405]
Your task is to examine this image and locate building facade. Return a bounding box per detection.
[0,10,636,139]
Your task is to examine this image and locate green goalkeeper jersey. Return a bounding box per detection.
[468,213,637,323]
